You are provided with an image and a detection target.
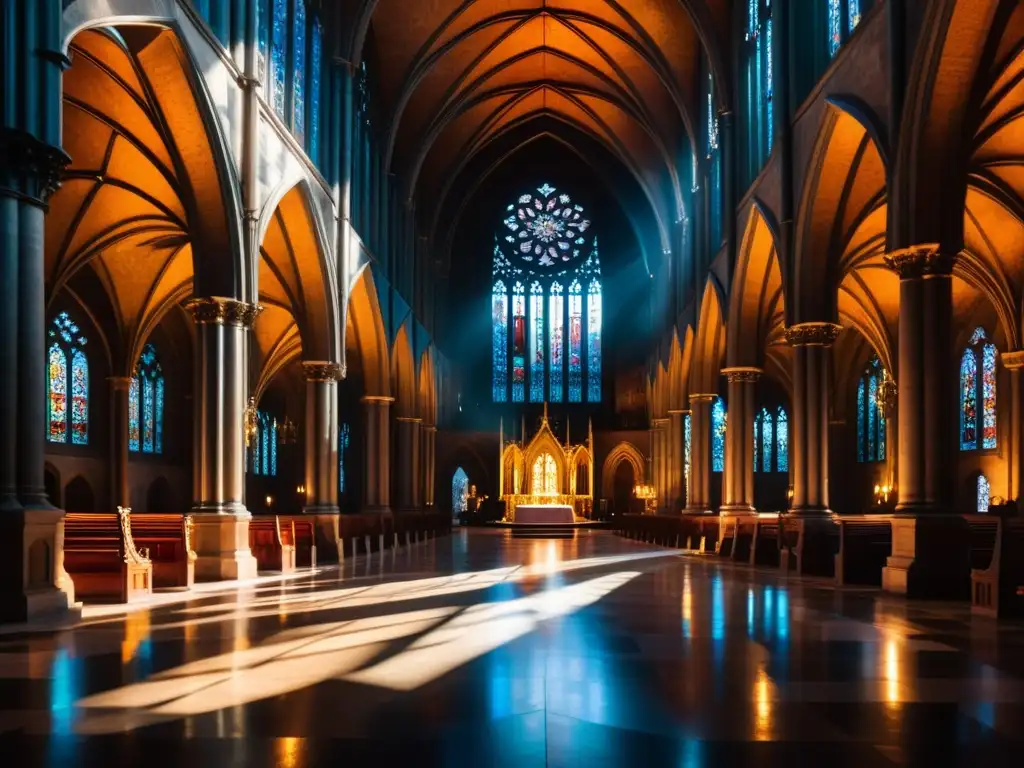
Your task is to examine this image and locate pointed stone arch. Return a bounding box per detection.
[391,323,417,419]
[690,279,727,395]
[600,441,646,500]
[346,266,391,398]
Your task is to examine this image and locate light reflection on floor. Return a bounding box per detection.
[1,529,1023,766]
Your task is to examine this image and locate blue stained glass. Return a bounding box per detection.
[155,376,164,454]
[261,413,270,476]
[712,397,726,473]
[292,0,306,143]
[568,280,582,403]
[761,407,773,472]
[867,374,877,462]
[71,349,89,445]
[848,0,862,32]
[753,413,761,474]
[512,283,526,403]
[529,282,544,402]
[977,474,990,513]
[857,378,866,462]
[587,279,602,402]
[270,418,278,476]
[128,376,140,452]
[48,344,68,444]
[271,0,288,119]
[310,18,322,163]
[775,406,788,473]
[684,413,692,488]
[492,280,508,402]
[549,282,564,402]
[829,0,842,56]
[983,342,997,450]
[257,0,268,77]
[452,467,469,514]
[766,18,773,149]
[339,422,350,493]
[142,376,155,453]
[960,348,978,450]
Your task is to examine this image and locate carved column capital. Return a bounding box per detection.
[107,376,133,391]
[784,322,842,347]
[883,244,955,279]
[1002,351,1024,370]
[301,361,344,382]
[722,366,763,383]
[0,129,70,204]
[361,395,396,405]
[688,393,717,405]
[396,416,423,424]
[185,297,263,328]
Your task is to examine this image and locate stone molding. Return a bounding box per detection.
[185,297,263,328]
[721,366,763,383]
[1001,351,1024,370]
[0,128,70,204]
[688,393,717,404]
[883,244,954,279]
[301,361,344,382]
[784,322,842,347]
[396,416,423,424]
[361,395,396,404]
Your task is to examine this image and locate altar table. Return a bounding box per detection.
[513,504,575,525]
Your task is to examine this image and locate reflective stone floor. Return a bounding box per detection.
[1,529,1023,766]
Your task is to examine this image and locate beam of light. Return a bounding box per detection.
[343,571,640,691]
[753,665,774,741]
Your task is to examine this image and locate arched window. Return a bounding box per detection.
[529,281,544,402]
[741,0,773,185]
[705,70,723,249]
[452,467,470,513]
[491,184,600,403]
[977,474,991,513]
[712,397,727,472]
[249,410,279,477]
[338,422,351,493]
[531,453,558,495]
[684,412,692,491]
[960,327,997,451]
[856,356,887,463]
[291,0,307,143]
[129,344,165,454]
[269,0,288,119]
[753,406,789,473]
[47,312,89,445]
[309,17,322,163]
[829,0,871,56]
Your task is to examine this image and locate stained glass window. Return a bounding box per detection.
[684,413,692,486]
[270,417,278,476]
[452,467,469,513]
[512,282,526,403]
[271,0,288,119]
[47,313,88,445]
[753,411,761,474]
[848,0,862,31]
[130,344,164,454]
[532,453,558,495]
[491,183,599,403]
[828,0,842,56]
[260,413,270,476]
[339,421,351,493]
[529,282,544,402]
[309,17,322,163]
[742,1,773,185]
[292,0,306,143]
[587,278,602,402]
[257,0,268,79]
[776,406,788,472]
[961,328,997,451]
[712,397,727,473]
[977,474,990,513]
[492,280,508,402]
[761,408,773,472]
[568,280,583,402]
[856,356,887,462]
[549,282,564,402]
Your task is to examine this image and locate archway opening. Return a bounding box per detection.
[452,467,470,516]
[64,476,95,513]
[612,460,636,516]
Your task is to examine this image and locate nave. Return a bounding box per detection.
[1,530,1022,766]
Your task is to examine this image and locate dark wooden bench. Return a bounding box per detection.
[249,516,295,573]
[750,515,781,567]
[130,513,195,589]
[834,516,893,586]
[278,516,317,569]
[971,517,1024,618]
[64,507,152,603]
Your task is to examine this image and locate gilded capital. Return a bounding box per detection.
[722,366,762,383]
[185,297,263,328]
[302,361,344,382]
[688,393,717,404]
[784,322,842,347]
[883,244,954,279]
[1002,351,1024,370]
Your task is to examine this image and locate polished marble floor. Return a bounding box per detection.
[1,529,1023,766]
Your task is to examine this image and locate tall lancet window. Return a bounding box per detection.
[129,343,165,454]
[856,356,887,462]
[529,282,544,402]
[47,312,89,445]
[960,327,997,451]
[491,183,601,403]
[712,397,727,472]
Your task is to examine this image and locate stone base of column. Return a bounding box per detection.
[881,515,971,599]
[0,508,77,622]
[780,516,839,577]
[309,513,343,564]
[683,507,713,515]
[362,505,392,519]
[190,512,258,582]
[719,505,757,516]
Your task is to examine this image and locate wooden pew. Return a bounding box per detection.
[834,516,893,586]
[64,507,152,603]
[971,516,1024,618]
[249,516,296,573]
[750,515,781,567]
[278,516,317,569]
[130,513,195,589]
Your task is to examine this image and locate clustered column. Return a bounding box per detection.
[652,418,669,512]
[395,416,422,513]
[1002,351,1024,503]
[185,297,261,581]
[108,376,132,509]
[685,394,715,514]
[301,362,342,515]
[721,367,761,515]
[667,410,685,513]
[422,424,437,508]
[362,396,394,515]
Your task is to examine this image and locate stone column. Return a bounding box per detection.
[362,396,394,515]
[652,418,669,512]
[422,424,437,508]
[881,246,965,597]
[108,377,132,509]
[1003,351,1024,504]
[721,367,761,515]
[667,410,685,513]
[301,362,341,514]
[785,323,841,516]
[395,416,422,513]
[685,395,715,513]
[184,297,260,581]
